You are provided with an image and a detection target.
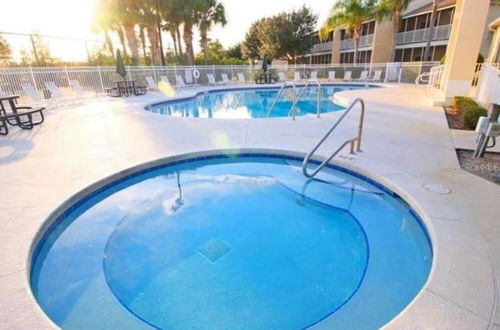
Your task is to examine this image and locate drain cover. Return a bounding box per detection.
[198,239,231,262]
[423,184,451,195]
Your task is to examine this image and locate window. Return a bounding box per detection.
[411,47,424,61]
[402,48,412,62]
[437,8,454,26]
[432,45,447,62]
[406,17,417,32]
[416,14,428,30]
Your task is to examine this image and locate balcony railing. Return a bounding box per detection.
[340,34,374,50]
[311,41,333,53]
[396,24,451,45]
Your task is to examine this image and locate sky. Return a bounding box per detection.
[0,0,335,61]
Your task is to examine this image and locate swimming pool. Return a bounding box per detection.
[146,85,374,118]
[31,154,432,329]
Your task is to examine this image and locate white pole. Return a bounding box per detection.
[97,66,105,93]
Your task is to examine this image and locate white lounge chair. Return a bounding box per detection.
[328,71,336,81]
[160,76,171,85]
[356,70,369,81]
[45,82,76,106]
[368,70,383,82]
[184,69,199,86]
[278,72,286,82]
[146,76,158,90]
[343,71,352,81]
[206,73,220,86]
[21,84,55,108]
[221,73,231,84]
[69,80,96,99]
[237,73,248,84]
[175,75,187,88]
[310,71,318,80]
[294,72,301,81]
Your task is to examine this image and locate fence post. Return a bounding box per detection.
[398,67,403,83]
[152,65,157,81]
[230,65,234,80]
[97,66,105,93]
[29,66,38,93]
[64,66,71,87]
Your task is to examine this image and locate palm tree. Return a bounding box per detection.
[164,0,200,65]
[376,0,410,62]
[423,0,440,61]
[91,0,116,57]
[113,0,142,64]
[321,0,375,64]
[138,1,162,65]
[198,0,227,61]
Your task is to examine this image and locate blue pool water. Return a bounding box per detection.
[146,85,372,118]
[31,155,432,329]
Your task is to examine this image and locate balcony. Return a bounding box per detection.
[311,41,333,53]
[340,34,374,50]
[396,24,451,45]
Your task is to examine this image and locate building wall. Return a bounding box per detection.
[480,4,500,57]
[371,20,396,63]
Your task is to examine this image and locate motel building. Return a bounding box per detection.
[299,0,500,65]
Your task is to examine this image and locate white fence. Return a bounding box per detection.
[0,62,439,98]
[476,64,500,107]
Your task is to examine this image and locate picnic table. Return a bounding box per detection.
[0,94,45,134]
[255,73,278,84]
[106,80,147,97]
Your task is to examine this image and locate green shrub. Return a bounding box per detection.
[462,105,488,129]
[451,96,477,114]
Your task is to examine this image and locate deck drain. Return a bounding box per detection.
[198,239,231,262]
[423,184,451,195]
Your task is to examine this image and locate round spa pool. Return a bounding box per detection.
[145,84,375,118]
[31,154,432,330]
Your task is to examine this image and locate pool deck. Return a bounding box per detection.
[1,83,499,329]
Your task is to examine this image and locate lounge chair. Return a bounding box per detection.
[356,70,369,81]
[310,71,318,80]
[343,71,352,81]
[328,71,336,81]
[221,73,231,84]
[146,76,158,90]
[237,73,249,84]
[206,73,220,86]
[294,72,301,81]
[45,82,76,106]
[69,80,96,100]
[160,76,171,85]
[0,106,45,135]
[368,70,383,82]
[175,75,187,88]
[21,84,51,108]
[278,72,286,82]
[184,69,199,86]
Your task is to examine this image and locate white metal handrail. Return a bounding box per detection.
[289,79,322,120]
[267,81,296,117]
[302,98,365,178]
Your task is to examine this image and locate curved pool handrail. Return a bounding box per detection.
[302,98,365,178]
[289,79,322,120]
[267,81,296,117]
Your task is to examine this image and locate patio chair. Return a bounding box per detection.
[278,72,286,82]
[343,71,352,81]
[237,73,248,84]
[160,76,171,85]
[221,73,231,84]
[69,80,96,100]
[21,84,50,108]
[45,82,77,106]
[184,69,199,86]
[368,70,383,82]
[146,76,158,90]
[294,72,301,81]
[0,106,45,135]
[310,71,318,80]
[207,73,220,86]
[175,75,187,88]
[328,71,336,81]
[356,70,369,81]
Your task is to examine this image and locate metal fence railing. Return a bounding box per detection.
[0,62,440,99]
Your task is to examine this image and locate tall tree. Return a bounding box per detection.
[0,35,12,63]
[376,0,410,62]
[321,0,376,64]
[164,0,200,65]
[198,0,227,61]
[138,1,162,64]
[114,0,141,64]
[243,7,316,63]
[91,0,116,57]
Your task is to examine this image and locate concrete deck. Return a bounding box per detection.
[0,84,499,329]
